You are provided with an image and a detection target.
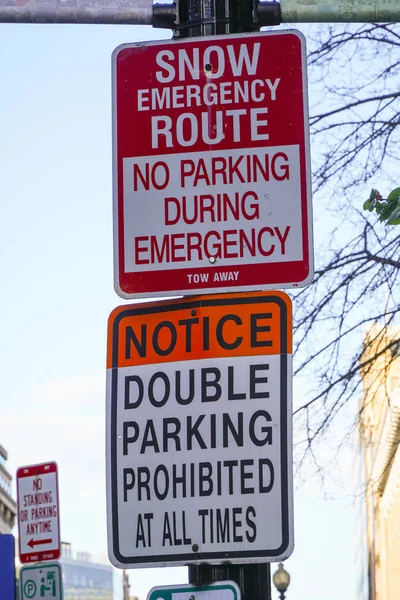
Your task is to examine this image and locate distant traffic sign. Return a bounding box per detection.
[112,31,313,298]
[147,582,240,600]
[106,292,293,568]
[20,563,63,600]
[17,462,60,563]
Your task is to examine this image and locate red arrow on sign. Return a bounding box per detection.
[27,538,52,548]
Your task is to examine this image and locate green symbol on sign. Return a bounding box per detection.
[24,579,37,599]
[40,571,57,597]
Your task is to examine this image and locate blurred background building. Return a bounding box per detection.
[354,434,369,600]
[61,542,124,600]
[359,325,400,600]
[0,443,17,533]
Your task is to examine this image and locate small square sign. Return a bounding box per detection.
[20,563,63,600]
[147,582,240,600]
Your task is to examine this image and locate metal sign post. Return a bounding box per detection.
[1,1,400,25]
[178,4,280,598]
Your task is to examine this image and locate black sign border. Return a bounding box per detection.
[109,293,291,565]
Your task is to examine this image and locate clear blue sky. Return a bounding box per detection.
[0,21,356,600]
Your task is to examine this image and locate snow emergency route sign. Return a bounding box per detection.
[17,462,60,564]
[106,291,293,568]
[112,30,313,299]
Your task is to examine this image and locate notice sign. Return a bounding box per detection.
[112,31,313,298]
[17,462,60,564]
[106,292,293,568]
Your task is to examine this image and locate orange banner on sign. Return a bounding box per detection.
[107,292,291,369]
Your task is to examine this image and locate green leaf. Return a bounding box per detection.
[362,188,400,224]
[380,205,395,221]
[387,206,400,224]
[387,187,400,203]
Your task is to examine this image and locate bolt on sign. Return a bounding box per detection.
[112,30,313,299]
[147,582,241,600]
[20,563,63,600]
[17,462,61,564]
[106,291,293,568]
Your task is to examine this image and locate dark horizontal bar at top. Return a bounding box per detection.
[275,0,400,23]
[0,0,154,24]
[1,1,400,26]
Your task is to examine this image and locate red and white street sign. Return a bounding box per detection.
[17,462,60,563]
[112,31,313,299]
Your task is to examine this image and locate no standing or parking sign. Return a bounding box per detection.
[17,462,60,564]
[112,30,313,298]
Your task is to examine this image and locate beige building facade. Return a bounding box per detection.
[360,325,400,600]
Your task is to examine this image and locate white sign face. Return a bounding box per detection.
[122,146,303,275]
[20,563,63,600]
[147,581,240,600]
[106,292,293,568]
[113,31,313,298]
[17,462,60,563]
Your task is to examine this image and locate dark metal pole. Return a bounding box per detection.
[189,562,272,600]
[172,0,281,37]
[175,4,279,598]
[174,0,253,38]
